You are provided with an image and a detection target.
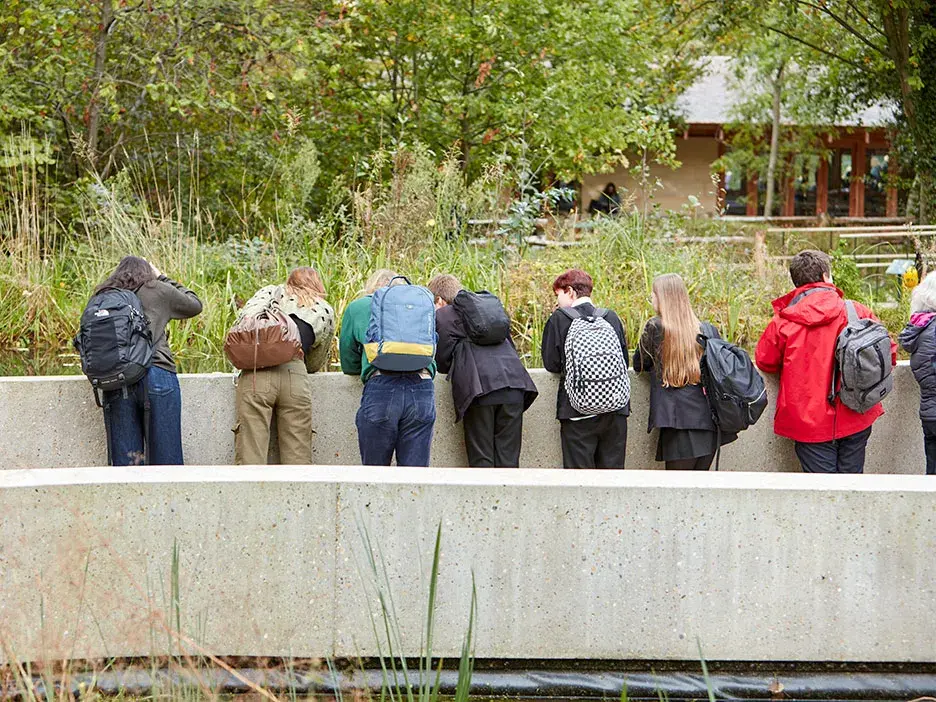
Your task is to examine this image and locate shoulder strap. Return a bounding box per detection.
[593,308,609,319]
[788,287,835,308]
[844,300,859,324]
[560,307,583,320]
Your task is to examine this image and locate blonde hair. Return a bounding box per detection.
[285,267,326,306]
[363,269,400,296]
[427,274,462,304]
[911,271,936,313]
[652,273,702,388]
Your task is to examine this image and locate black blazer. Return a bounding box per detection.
[541,301,630,420]
[633,316,718,433]
[436,304,538,422]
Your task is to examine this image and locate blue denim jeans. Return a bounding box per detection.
[355,374,436,466]
[103,366,184,466]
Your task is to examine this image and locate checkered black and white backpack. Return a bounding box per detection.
[561,307,630,415]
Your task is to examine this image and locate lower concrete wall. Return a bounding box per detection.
[2,467,934,663]
[0,365,926,472]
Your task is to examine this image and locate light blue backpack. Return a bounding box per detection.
[365,276,436,372]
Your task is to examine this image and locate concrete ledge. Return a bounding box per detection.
[0,365,926,472]
[2,467,935,662]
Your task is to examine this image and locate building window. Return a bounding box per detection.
[827,148,853,217]
[865,149,889,217]
[793,161,818,216]
[723,169,747,215]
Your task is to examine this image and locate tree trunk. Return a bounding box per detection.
[87,0,114,170]
[764,61,785,219]
[883,2,936,222]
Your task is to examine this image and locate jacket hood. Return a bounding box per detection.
[773,283,845,328]
[899,312,936,352]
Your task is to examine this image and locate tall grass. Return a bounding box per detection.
[1,144,800,376]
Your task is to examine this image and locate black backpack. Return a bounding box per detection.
[698,332,768,468]
[453,290,511,346]
[75,288,154,404]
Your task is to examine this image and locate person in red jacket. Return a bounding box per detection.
[755,250,896,473]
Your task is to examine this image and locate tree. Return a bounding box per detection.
[680,0,936,221]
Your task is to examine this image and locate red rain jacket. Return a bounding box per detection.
[754,282,896,443]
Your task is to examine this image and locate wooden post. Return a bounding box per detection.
[852,140,866,217]
[886,151,899,218]
[747,174,759,217]
[817,158,829,216]
[755,229,768,280]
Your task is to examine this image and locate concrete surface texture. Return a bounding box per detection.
[0,364,926,472]
[1,466,934,663]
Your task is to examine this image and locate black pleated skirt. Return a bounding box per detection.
[656,428,737,462]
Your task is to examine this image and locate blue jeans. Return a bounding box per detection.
[103,366,184,466]
[355,375,436,466]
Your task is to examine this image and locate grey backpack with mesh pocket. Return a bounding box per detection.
[834,300,893,413]
[561,307,630,415]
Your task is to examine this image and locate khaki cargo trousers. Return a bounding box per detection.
[234,359,313,464]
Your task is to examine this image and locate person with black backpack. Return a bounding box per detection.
[541,269,630,469]
[755,250,896,474]
[634,274,738,470]
[429,274,538,468]
[77,256,202,466]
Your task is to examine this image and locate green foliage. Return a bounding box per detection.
[0,146,800,375]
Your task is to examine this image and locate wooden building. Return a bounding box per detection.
[580,57,898,218]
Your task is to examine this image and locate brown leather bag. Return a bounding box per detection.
[223,308,303,371]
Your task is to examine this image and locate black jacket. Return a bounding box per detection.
[899,313,936,421]
[436,304,538,422]
[541,301,630,420]
[633,317,718,433]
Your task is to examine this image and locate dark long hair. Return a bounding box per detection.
[94,256,156,295]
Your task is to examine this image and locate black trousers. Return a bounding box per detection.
[922,421,936,475]
[559,414,628,469]
[794,426,872,474]
[463,402,524,467]
[665,454,715,471]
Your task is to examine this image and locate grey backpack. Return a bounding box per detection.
[561,307,630,415]
[833,300,893,413]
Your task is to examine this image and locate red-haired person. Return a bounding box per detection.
[541,269,630,468]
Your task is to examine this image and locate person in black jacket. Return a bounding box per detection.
[588,182,621,217]
[898,272,936,474]
[430,274,538,467]
[634,273,735,470]
[541,268,629,469]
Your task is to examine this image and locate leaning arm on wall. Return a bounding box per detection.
[339,303,362,376]
[633,318,658,373]
[754,318,784,374]
[541,312,564,374]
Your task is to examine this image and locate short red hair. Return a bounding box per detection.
[552,269,593,297]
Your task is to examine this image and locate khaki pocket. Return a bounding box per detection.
[288,368,313,403]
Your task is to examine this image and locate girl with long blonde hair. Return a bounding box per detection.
[633,273,735,470]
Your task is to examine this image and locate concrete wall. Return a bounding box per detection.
[0,365,926,473]
[2,466,935,663]
[581,137,720,215]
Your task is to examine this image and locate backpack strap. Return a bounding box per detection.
[387,275,412,286]
[559,306,583,320]
[593,308,609,319]
[788,287,834,308]
[844,299,859,324]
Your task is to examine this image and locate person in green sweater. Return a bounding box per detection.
[340,269,438,466]
[339,269,400,382]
